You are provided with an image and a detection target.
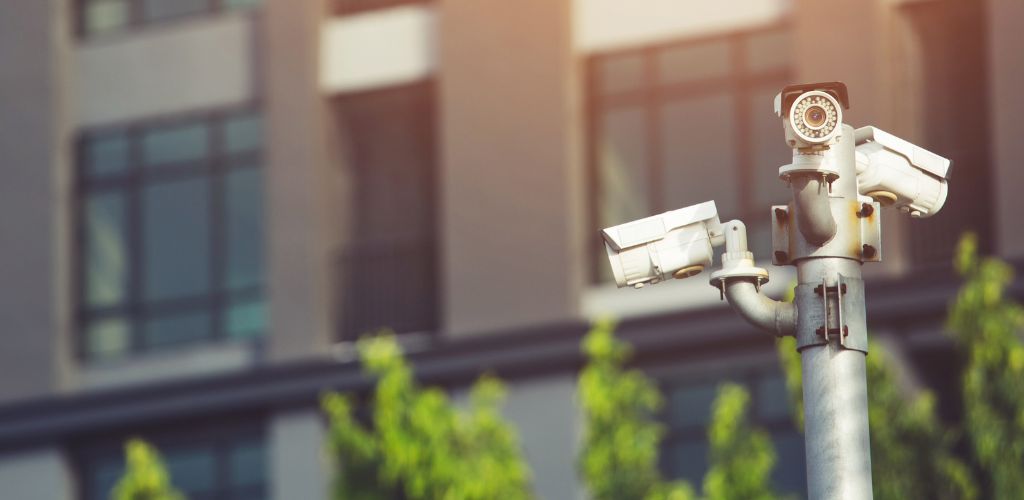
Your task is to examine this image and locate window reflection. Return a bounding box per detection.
[142,178,212,301]
[85,192,128,307]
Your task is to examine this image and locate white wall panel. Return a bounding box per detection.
[321,6,436,94]
[76,14,255,127]
[576,0,791,53]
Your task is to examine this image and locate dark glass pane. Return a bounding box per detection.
[224,113,263,155]
[225,0,262,9]
[599,106,650,228]
[142,122,209,167]
[755,374,791,420]
[226,168,264,290]
[86,134,129,177]
[656,40,731,85]
[660,93,739,216]
[668,382,719,428]
[163,446,217,493]
[339,84,434,240]
[227,298,266,339]
[90,459,123,500]
[85,317,132,360]
[772,430,806,496]
[745,30,792,73]
[143,0,209,22]
[750,84,792,208]
[85,191,129,307]
[84,0,129,35]
[229,439,267,487]
[666,440,707,486]
[597,53,646,95]
[142,178,211,300]
[143,310,212,349]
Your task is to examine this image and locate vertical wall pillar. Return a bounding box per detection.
[988,0,1024,259]
[263,0,341,360]
[0,0,72,401]
[438,0,584,336]
[0,448,74,500]
[270,409,329,500]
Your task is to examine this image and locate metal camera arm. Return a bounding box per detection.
[709,220,795,337]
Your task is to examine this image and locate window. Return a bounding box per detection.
[661,370,805,497]
[334,82,438,340]
[76,108,266,361]
[901,0,993,266]
[79,426,267,500]
[587,26,793,282]
[79,0,262,38]
[334,0,427,16]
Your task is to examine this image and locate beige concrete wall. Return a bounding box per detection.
[0,0,72,402]
[988,0,1024,259]
[75,14,256,127]
[270,409,329,500]
[0,448,74,500]
[438,0,584,336]
[502,375,584,500]
[263,0,343,361]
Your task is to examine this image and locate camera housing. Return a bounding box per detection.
[853,126,951,218]
[602,201,724,289]
[774,82,850,150]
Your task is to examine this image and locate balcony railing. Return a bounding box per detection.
[338,236,438,340]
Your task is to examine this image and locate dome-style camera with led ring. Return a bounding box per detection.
[774,82,850,150]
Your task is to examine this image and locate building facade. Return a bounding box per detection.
[0,0,1022,498]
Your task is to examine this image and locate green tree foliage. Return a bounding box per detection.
[322,333,533,500]
[949,233,1024,497]
[578,319,695,500]
[703,383,777,500]
[579,320,777,500]
[111,439,184,500]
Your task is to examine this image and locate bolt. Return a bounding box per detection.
[862,244,877,259]
[857,203,874,218]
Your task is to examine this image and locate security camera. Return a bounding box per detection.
[601,201,725,289]
[774,82,850,150]
[853,126,950,218]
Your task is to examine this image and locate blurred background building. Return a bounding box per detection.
[0,0,1021,498]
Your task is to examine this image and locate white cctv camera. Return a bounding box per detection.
[774,82,850,150]
[853,126,950,218]
[601,201,725,289]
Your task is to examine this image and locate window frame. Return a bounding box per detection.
[75,418,268,500]
[585,23,794,283]
[73,104,266,362]
[74,0,261,40]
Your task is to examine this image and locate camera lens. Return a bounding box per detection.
[790,91,841,143]
[804,106,826,128]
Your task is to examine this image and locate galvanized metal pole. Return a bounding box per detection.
[791,125,873,499]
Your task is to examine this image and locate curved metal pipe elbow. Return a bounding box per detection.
[724,279,796,337]
[791,174,837,246]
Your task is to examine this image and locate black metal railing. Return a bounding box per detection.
[338,236,438,340]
